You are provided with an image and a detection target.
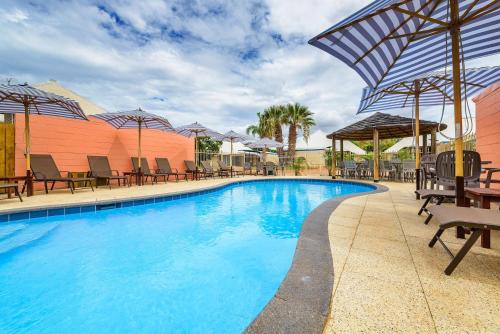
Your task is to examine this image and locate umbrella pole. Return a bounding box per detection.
[331,137,336,179]
[414,81,421,199]
[450,0,465,209]
[230,139,233,178]
[137,120,142,186]
[24,101,33,196]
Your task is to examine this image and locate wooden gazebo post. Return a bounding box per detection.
[373,128,379,182]
[331,136,336,179]
[431,127,437,154]
[340,139,344,177]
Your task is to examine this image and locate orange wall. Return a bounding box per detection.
[474,82,500,188]
[14,115,194,183]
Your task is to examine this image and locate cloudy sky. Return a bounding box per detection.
[1,0,498,148]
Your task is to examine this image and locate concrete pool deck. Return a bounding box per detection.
[325,181,500,334]
[0,177,498,333]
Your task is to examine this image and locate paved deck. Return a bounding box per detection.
[325,182,500,334]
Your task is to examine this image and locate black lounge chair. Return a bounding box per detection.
[87,155,129,188]
[1,183,22,202]
[200,161,217,178]
[30,154,94,194]
[415,189,456,224]
[428,206,500,275]
[215,159,231,177]
[132,157,169,184]
[184,160,205,180]
[155,157,188,182]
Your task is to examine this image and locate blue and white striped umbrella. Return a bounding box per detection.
[175,122,222,139]
[221,130,253,167]
[93,109,174,174]
[92,108,174,131]
[309,0,500,89]
[0,83,87,195]
[358,66,500,113]
[0,83,87,119]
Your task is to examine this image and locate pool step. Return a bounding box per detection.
[0,223,27,241]
[0,222,59,256]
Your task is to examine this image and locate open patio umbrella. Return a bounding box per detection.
[0,83,87,196]
[245,138,284,162]
[358,66,500,195]
[220,130,253,167]
[93,108,174,185]
[175,122,222,165]
[309,0,500,205]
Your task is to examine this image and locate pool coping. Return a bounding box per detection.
[245,179,388,334]
[0,176,386,333]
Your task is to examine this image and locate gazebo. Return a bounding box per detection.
[326,112,446,182]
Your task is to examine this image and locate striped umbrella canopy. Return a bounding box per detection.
[245,138,284,162]
[358,66,500,113]
[220,130,253,167]
[358,66,498,194]
[176,122,223,165]
[93,108,174,180]
[0,83,87,196]
[309,0,500,205]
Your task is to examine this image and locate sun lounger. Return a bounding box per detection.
[155,158,188,182]
[132,157,169,184]
[200,161,216,178]
[215,160,231,177]
[185,160,204,180]
[428,206,500,275]
[88,155,129,188]
[0,183,22,202]
[415,189,456,224]
[30,154,94,194]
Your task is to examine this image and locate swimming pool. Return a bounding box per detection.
[0,179,374,333]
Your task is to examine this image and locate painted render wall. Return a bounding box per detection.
[473,82,500,188]
[14,115,194,187]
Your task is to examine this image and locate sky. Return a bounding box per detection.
[1,0,498,148]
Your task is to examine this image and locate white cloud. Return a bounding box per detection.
[0,0,498,140]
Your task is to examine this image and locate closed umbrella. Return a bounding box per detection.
[245,138,284,162]
[0,83,87,196]
[310,0,500,205]
[358,66,500,194]
[220,130,253,167]
[93,108,174,185]
[176,122,222,166]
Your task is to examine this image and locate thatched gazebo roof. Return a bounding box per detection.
[326,112,447,140]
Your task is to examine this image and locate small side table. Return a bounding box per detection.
[0,176,28,198]
[465,187,500,248]
[123,171,143,186]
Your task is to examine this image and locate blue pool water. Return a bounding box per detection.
[0,180,373,334]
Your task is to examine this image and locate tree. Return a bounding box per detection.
[196,137,222,153]
[284,103,315,161]
[264,105,287,161]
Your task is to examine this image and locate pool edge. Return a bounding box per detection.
[245,179,387,334]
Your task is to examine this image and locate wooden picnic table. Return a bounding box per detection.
[465,187,500,248]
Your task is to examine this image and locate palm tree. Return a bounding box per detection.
[264,105,287,161]
[284,103,315,161]
[246,112,273,161]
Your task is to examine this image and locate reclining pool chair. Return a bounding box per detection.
[415,150,482,223]
[184,160,203,180]
[428,206,500,275]
[216,159,232,177]
[30,154,94,194]
[87,155,129,188]
[132,157,169,184]
[155,157,188,182]
[200,161,217,178]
